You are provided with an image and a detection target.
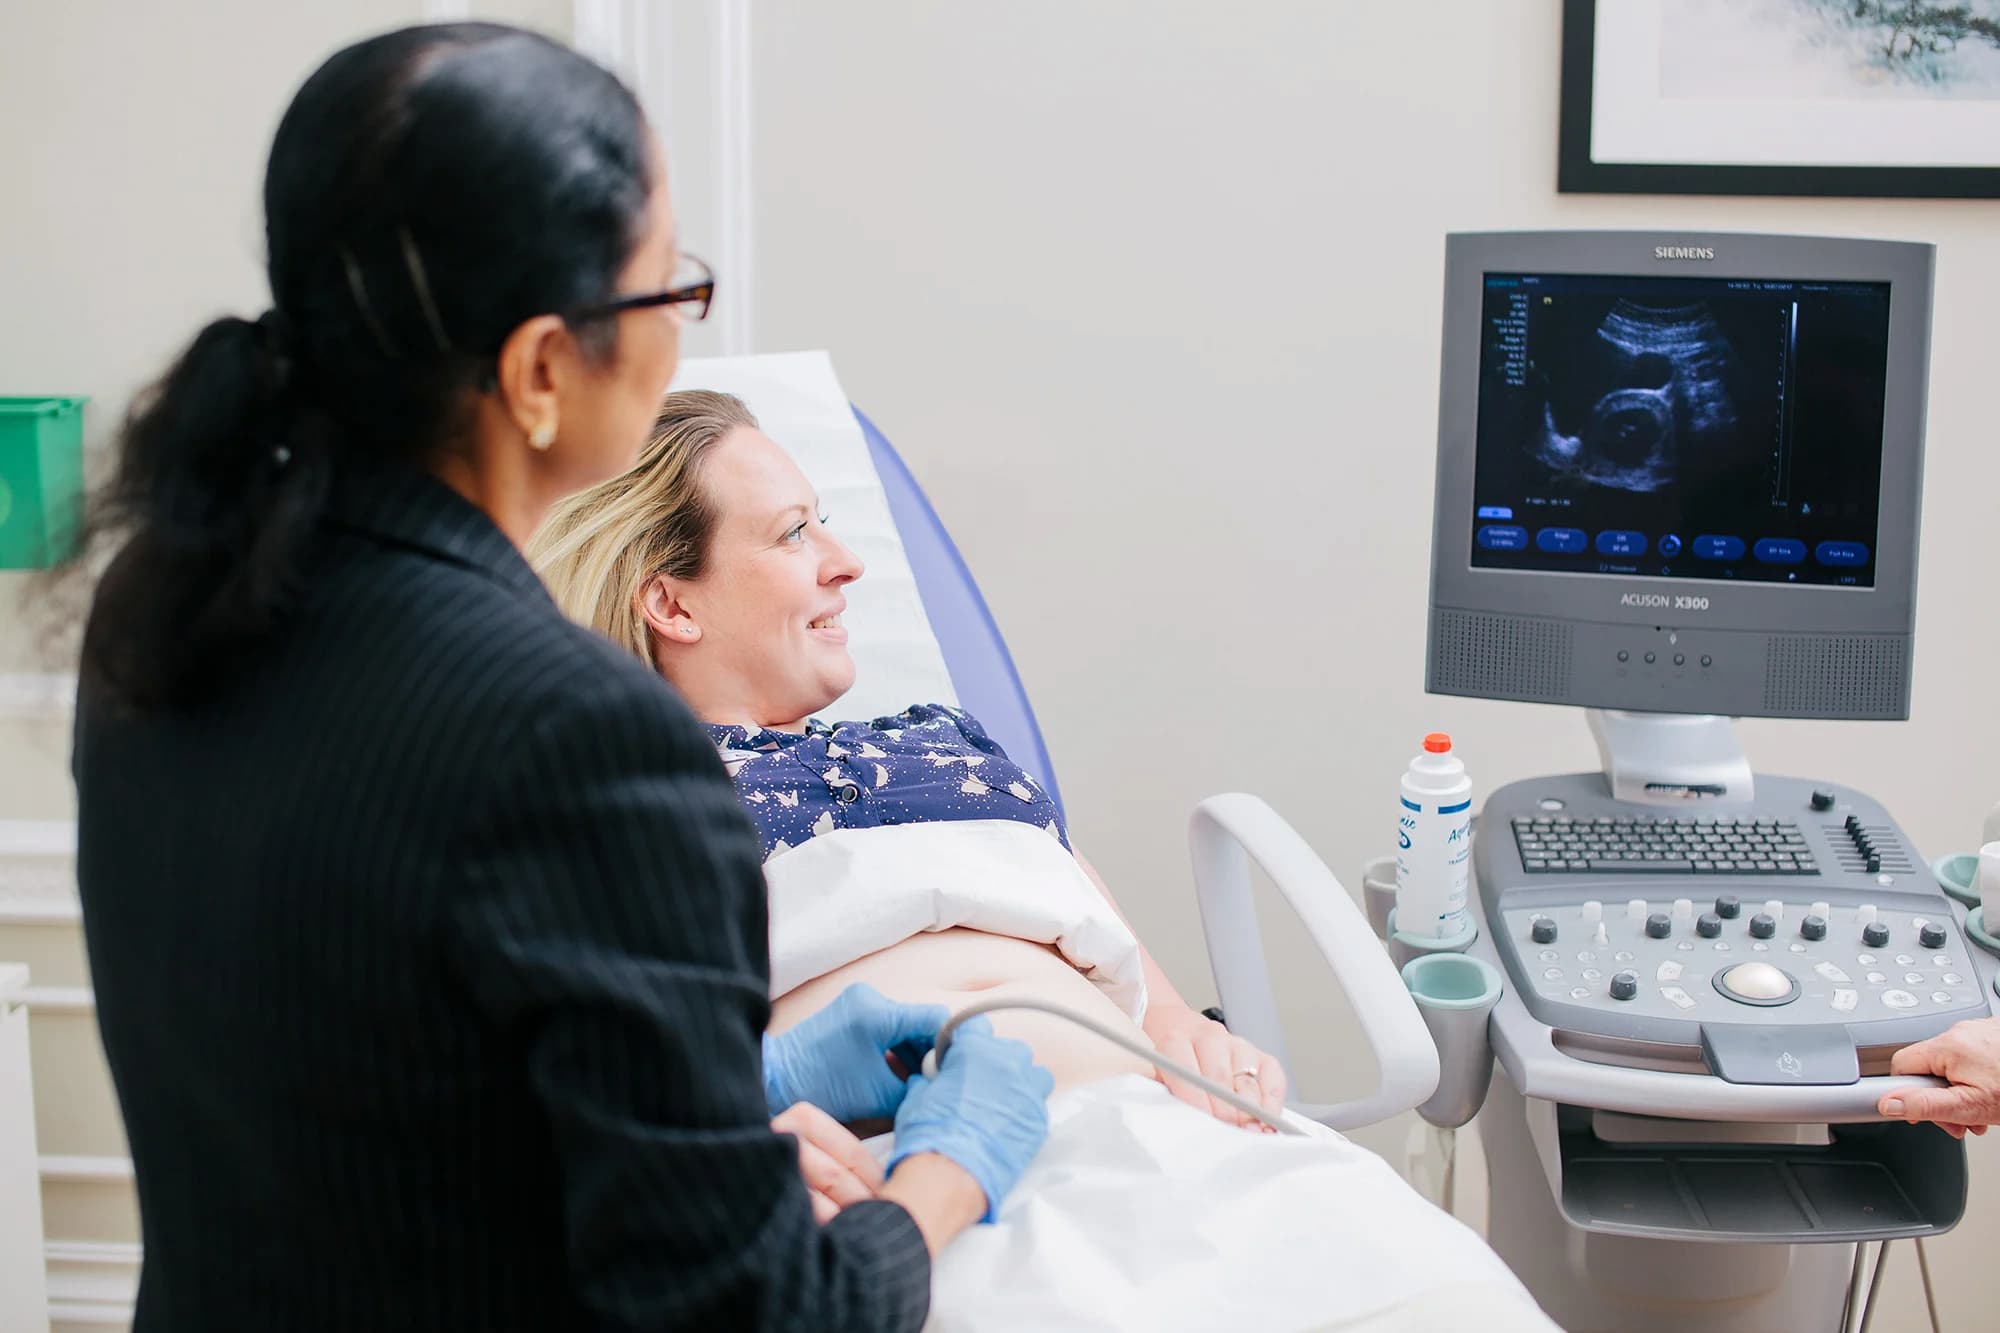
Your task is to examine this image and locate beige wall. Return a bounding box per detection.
[740,2,1999,1327]
[0,0,571,684]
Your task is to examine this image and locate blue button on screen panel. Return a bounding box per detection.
[1536,527,1587,554]
[1815,540,1870,567]
[1477,525,1528,551]
[1754,538,1807,565]
[1658,534,1682,558]
[1595,530,1647,557]
[1693,535,1747,561]
[1477,505,1514,520]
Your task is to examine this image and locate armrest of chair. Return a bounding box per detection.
[1189,793,1439,1131]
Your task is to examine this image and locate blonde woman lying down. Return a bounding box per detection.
[528,389,1284,1119]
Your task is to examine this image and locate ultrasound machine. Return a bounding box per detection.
[1424,231,1981,1331]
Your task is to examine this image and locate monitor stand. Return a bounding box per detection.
[1585,709,1754,805]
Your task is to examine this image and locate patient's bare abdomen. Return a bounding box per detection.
[770,928,1157,1097]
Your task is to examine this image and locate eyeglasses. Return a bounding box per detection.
[563,252,716,325]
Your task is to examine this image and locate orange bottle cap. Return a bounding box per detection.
[1423,733,1452,753]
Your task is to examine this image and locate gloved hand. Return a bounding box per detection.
[885,1016,1053,1222]
[761,983,948,1122]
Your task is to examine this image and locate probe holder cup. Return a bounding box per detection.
[1931,852,1980,908]
[1964,906,2000,959]
[1401,952,1502,1130]
[1362,856,1397,941]
[1385,906,1478,971]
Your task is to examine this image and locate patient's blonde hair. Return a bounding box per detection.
[528,389,758,666]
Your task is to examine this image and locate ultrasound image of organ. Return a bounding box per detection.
[1533,301,1740,494]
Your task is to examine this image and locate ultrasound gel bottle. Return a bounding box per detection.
[1396,734,1473,939]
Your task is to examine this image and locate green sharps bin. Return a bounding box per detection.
[0,396,86,568]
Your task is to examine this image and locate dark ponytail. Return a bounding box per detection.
[74,23,653,714]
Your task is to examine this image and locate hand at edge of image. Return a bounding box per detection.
[1880,1018,2000,1137]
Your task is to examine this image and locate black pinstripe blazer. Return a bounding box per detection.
[73,464,929,1331]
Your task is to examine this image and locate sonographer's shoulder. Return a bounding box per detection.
[313,528,721,778]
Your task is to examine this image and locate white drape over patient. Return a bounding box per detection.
[761,820,1150,1023]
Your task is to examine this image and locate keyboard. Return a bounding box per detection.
[1510,813,1818,876]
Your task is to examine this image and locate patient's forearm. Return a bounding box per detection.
[1072,849,1192,1021]
[880,1152,987,1257]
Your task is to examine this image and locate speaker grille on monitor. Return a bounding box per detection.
[1761,635,1908,718]
[1431,611,1573,701]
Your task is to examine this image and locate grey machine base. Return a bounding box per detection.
[1479,1070,1963,1332]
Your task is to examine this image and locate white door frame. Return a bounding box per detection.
[574,0,757,356]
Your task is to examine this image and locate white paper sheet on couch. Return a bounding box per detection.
[885,1075,1557,1333]
[761,820,1148,1021]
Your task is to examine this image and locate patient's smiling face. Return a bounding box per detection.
[643,427,865,730]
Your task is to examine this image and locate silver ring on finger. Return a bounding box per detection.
[1234,1067,1261,1080]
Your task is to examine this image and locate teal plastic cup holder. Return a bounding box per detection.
[1401,952,1503,1129]
[1385,906,1478,971]
[1932,853,1980,908]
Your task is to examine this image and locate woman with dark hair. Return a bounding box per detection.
[68,23,1047,1331]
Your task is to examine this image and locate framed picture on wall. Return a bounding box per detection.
[1559,0,2000,198]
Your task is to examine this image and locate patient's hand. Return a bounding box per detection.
[1143,1003,1288,1132]
[773,1101,885,1221]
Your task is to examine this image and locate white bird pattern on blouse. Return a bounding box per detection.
[702,704,1070,861]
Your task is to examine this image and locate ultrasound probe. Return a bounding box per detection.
[917,996,1307,1137]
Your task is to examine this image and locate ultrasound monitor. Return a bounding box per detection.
[1426,231,1934,723]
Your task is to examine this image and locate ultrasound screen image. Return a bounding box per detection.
[1470,273,1891,588]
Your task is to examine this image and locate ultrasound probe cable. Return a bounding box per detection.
[919,997,1307,1137]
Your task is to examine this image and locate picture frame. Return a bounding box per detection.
[1559,0,2000,198]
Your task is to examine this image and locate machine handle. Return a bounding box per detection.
[1493,1009,1949,1123]
[1189,793,1441,1131]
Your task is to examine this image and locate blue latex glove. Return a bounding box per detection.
[761,983,948,1122]
[885,1016,1053,1222]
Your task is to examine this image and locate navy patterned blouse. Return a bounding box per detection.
[707,703,1069,861]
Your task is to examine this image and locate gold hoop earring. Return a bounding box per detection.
[529,421,556,451]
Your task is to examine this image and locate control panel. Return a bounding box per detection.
[1476,773,1991,1083]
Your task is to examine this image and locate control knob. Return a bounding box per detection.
[1696,912,1723,939]
[1863,921,1890,949]
[1645,913,1672,940]
[1810,790,1836,812]
[1714,895,1741,920]
[1800,914,1827,941]
[1530,917,1557,945]
[1749,913,1777,940]
[1609,972,1639,1002]
[1920,922,1948,950]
